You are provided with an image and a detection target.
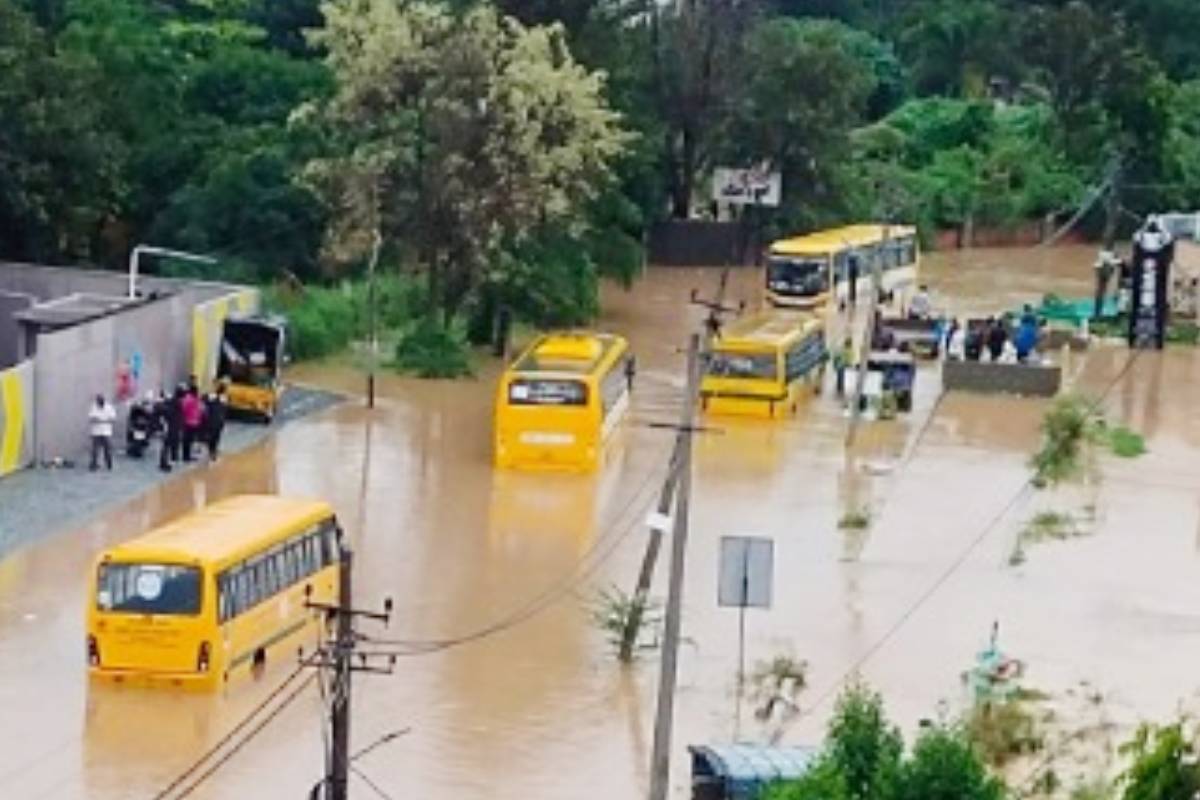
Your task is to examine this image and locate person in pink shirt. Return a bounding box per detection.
[180,387,206,462]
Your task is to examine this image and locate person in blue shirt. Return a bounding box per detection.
[1014,306,1040,361]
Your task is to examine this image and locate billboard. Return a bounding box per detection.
[713,167,782,207]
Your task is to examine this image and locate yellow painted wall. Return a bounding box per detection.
[0,360,34,476]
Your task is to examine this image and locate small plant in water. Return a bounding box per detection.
[589,585,661,660]
[965,698,1046,767]
[1107,426,1147,459]
[1023,510,1082,542]
[1030,395,1106,487]
[838,507,872,530]
[749,655,808,725]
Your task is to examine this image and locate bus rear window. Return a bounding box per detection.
[707,352,778,381]
[97,563,202,616]
[508,379,588,406]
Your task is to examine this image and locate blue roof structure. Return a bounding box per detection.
[689,744,820,799]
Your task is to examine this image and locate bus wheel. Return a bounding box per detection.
[252,648,266,678]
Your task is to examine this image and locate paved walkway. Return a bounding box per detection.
[0,386,342,556]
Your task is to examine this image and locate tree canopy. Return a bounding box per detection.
[4,0,1200,331]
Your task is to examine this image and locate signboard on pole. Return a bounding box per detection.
[718,536,774,609]
[713,168,782,208]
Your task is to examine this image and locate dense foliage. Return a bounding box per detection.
[764,685,1004,800]
[6,0,1200,349]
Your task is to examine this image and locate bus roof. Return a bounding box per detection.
[770,224,917,257]
[510,331,627,377]
[101,495,333,568]
[715,311,821,351]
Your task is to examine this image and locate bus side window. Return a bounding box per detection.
[293,540,310,579]
[320,520,338,565]
[217,574,230,622]
[277,548,294,588]
[263,555,279,599]
[235,569,250,616]
[308,534,323,571]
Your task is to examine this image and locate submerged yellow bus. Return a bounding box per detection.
[494,332,633,471]
[766,224,919,310]
[87,495,340,690]
[700,312,826,419]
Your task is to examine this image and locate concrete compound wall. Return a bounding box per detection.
[0,291,35,369]
[32,293,195,461]
[942,359,1062,397]
[0,360,35,477]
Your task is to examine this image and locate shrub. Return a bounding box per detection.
[1108,426,1147,458]
[1030,395,1104,487]
[271,284,357,360]
[392,318,472,378]
[965,700,1045,767]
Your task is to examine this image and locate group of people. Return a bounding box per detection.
[88,378,229,473]
[943,306,1043,364]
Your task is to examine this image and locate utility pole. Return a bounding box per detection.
[303,547,397,800]
[648,332,700,800]
[620,271,739,661]
[845,222,888,448]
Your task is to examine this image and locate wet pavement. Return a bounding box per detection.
[1,246,1199,799]
[0,387,341,557]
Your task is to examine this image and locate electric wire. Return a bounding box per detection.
[771,349,1143,741]
[365,460,670,655]
[148,664,308,800]
[157,672,317,800]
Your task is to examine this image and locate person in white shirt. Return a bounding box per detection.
[909,285,932,319]
[88,394,117,471]
[948,320,967,361]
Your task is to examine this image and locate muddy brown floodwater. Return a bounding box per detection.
[1,245,1199,799]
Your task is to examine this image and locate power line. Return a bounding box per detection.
[350,765,396,800]
[149,665,310,800]
[365,462,669,655]
[772,350,1143,741]
[160,672,317,800]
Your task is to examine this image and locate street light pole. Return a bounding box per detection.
[127,245,217,299]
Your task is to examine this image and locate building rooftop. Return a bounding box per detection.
[14,293,151,331]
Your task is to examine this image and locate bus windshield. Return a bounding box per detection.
[707,351,778,381]
[768,257,829,296]
[508,379,588,407]
[97,563,203,616]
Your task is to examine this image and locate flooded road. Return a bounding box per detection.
[2,245,1199,798]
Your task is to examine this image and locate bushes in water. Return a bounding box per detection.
[1030,395,1104,487]
[265,273,428,361]
[392,318,472,378]
[1107,426,1147,458]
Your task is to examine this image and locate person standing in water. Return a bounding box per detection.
[204,381,229,462]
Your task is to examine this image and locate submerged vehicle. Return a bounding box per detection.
[701,311,826,419]
[218,315,286,422]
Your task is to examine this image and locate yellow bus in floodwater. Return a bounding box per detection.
[494,332,633,471]
[766,224,919,310]
[87,495,340,690]
[700,312,826,419]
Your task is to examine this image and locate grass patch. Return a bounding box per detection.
[838,508,872,530]
[392,318,473,378]
[1088,315,1199,346]
[1107,426,1147,458]
[1022,510,1082,543]
[965,699,1046,768]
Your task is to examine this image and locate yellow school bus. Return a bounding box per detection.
[86,495,340,690]
[494,332,633,471]
[767,224,919,310]
[700,312,826,419]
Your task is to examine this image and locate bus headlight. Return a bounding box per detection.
[197,642,211,673]
[87,635,100,666]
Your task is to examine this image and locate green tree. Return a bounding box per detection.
[899,0,1016,97]
[1118,722,1200,800]
[304,0,627,325]
[825,684,904,800]
[0,0,121,263]
[718,18,876,234]
[896,726,1005,800]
